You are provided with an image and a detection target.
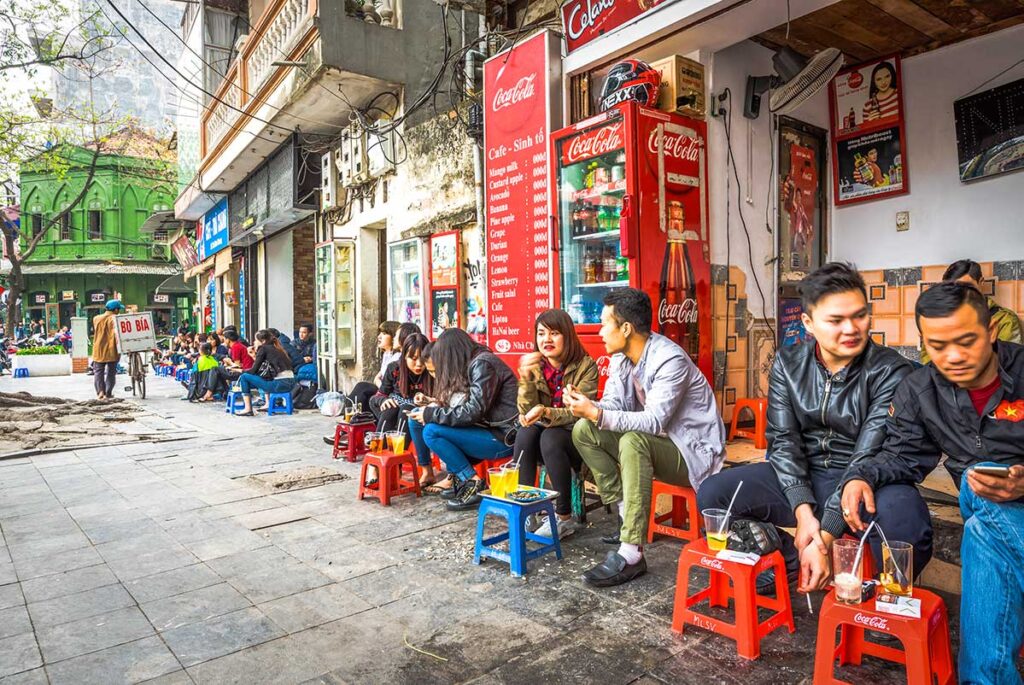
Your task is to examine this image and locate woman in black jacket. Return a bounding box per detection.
[234,329,295,416]
[407,328,517,510]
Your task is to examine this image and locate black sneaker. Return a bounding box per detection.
[439,476,463,500]
[446,478,484,511]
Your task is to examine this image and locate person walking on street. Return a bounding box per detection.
[92,300,123,399]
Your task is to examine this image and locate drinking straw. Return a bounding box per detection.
[851,519,877,578]
[719,480,743,535]
[873,522,909,587]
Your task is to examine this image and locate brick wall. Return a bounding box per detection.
[291,222,315,330]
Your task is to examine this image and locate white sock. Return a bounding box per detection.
[617,501,626,520]
[617,542,642,565]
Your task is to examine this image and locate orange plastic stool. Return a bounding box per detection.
[672,538,795,660]
[728,398,768,449]
[333,420,375,462]
[357,450,422,505]
[812,588,954,685]
[647,480,700,543]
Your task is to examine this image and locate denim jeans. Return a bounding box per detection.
[237,372,295,395]
[958,463,1024,685]
[412,421,512,481]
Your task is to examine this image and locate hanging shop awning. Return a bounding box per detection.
[154,273,194,294]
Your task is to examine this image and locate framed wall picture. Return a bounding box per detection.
[829,54,909,206]
[430,231,459,288]
[777,117,828,284]
[954,77,1024,182]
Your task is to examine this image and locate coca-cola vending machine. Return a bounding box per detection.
[549,101,712,384]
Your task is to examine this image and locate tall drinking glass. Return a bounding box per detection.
[488,467,505,498]
[702,508,730,551]
[880,541,913,596]
[832,539,863,604]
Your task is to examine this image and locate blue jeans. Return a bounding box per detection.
[411,421,512,481]
[237,373,296,395]
[959,463,1024,685]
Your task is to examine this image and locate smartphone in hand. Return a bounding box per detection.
[974,465,1011,478]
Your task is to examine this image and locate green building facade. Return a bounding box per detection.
[19,142,192,335]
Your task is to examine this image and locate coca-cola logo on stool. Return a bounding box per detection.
[659,298,698,326]
[853,613,889,631]
[647,129,702,162]
[700,556,724,571]
[492,74,536,112]
[563,122,624,165]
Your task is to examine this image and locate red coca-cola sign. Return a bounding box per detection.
[658,298,698,326]
[562,122,624,165]
[853,613,889,631]
[699,556,724,571]
[561,0,669,53]
[492,74,536,112]
[647,129,702,162]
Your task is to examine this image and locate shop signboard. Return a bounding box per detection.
[87,290,108,305]
[561,0,670,53]
[483,29,561,365]
[60,290,76,302]
[199,197,230,260]
[114,312,157,354]
[829,54,909,205]
[171,231,200,270]
[30,291,49,306]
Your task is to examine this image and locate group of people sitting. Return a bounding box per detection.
[168,324,317,416]
[344,260,1022,682]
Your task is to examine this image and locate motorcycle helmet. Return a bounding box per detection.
[599,59,661,112]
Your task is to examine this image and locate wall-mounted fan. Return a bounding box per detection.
[744,47,843,119]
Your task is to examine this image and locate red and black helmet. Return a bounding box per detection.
[599,59,661,112]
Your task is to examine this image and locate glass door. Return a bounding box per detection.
[334,241,356,359]
[315,243,334,358]
[388,239,424,327]
[556,123,631,326]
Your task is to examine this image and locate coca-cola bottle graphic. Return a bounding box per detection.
[659,205,699,361]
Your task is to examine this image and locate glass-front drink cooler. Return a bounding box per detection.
[388,238,424,328]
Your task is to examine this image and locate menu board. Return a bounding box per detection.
[484,30,560,363]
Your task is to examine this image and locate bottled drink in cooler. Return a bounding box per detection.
[659,218,700,361]
[603,247,616,283]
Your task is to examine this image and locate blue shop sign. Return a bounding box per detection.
[199,198,229,260]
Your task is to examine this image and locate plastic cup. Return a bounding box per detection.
[502,465,520,499]
[702,508,730,551]
[488,467,505,498]
[387,431,406,454]
[832,539,863,604]
[880,541,913,596]
[365,432,385,454]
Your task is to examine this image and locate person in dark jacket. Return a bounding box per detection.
[293,323,316,366]
[839,282,1024,683]
[234,329,295,416]
[698,263,924,594]
[406,328,517,510]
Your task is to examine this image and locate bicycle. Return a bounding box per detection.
[125,350,147,399]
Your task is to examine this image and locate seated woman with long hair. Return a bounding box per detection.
[407,328,518,510]
[515,309,598,539]
[233,329,295,416]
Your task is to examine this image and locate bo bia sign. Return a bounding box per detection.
[114,312,157,354]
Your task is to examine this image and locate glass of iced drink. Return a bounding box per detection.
[487,467,505,498]
[501,464,520,498]
[832,538,863,604]
[387,431,406,454]
[365,432,385,454]
[701,508,730,551]
[880,541,913,596]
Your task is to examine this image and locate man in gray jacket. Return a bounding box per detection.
[567,287,726,587]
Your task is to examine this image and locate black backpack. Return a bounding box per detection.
[291,382,319,410]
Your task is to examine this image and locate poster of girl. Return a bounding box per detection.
[831,55,903,134]
[863,61,899,123]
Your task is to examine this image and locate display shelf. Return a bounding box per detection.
[572,229,620,242]
[576,280,630,289]
[571,179,626,200]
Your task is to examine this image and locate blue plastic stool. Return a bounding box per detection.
[473,495,562,577]
[13,368,28,378]
[225,391,247,414]
[266,392,293,416]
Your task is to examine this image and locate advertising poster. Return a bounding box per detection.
[829,54,908,206]
[954,77,1024,183]
[778,117,827,283]
[561,0,669,53]
[171,232,199,270]
[430,232,459,288]
[431,288,458,339]
[779,298,812,347]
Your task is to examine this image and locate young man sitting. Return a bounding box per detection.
[839,282,1024,683]
[566,287,725,587]
[697,263,927,594]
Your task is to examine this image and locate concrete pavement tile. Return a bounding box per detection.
[378,583,496,636]
[206,497,280,519]
[0,606,32,640]
[27,583,136,628]
[0,546,9,564]
[44,636,181,685]
[487,639,646,684]
[0,562,16,586]
[160,517,249,545]
[232,508,309,531]
[35,606,154,664]
[136,669,194,685]
[564,607,689,671]
[160,607,285,667]
[0,583,24,610]
[6,533,92,563]
[105,548,200,582]
[185,634,331,685]
[123,564,222,604]
[96,534,189,562]
[202,547,290,577]
[18,564,118,603]
[258,583,372,633]
[0,633,42,678]
[141,583,252,631]
[219,559,332,605]
[341,565,446,607]
[12,547,104,581]
[299,542,401,583]
[0,667,48,684]
[646,649,745,684]
[180,531,272,562]
[80,517,166,545]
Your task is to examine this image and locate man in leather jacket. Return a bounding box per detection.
[840,282,1024,684]
[698,263,929,593]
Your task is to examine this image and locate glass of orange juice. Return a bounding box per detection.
[501,464,520,499]
[487,467,505,498]
[702,508,730,551]
[387,431,406,454]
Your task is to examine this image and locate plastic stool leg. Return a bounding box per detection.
[544,501,563,560]
[473,503,489,565]
[733,571,760,659]
[508,509,527,577]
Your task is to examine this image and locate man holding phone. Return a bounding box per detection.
[839,282,1024,683]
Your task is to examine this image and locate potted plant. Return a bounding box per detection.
[11,345,72,376]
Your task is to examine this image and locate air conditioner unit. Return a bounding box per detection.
[367,120,397,178]
[321,150,338,209]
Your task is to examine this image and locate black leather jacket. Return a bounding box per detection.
[766,341,913,536]
[423,351,519,439]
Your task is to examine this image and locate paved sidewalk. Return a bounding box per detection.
[0,373,970,684]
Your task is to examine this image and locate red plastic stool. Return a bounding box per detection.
[333,420,375,462]
[672,538,795,660]
[729,398,768,449]
[812,588,954,685]
[647,480,700,543]
[357,450,422,505]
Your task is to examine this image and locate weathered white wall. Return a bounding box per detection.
[264,230,294,335]
[831,25,1024,269]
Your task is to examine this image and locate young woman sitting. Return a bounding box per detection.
[348,321,401,412]
[407,329,518,510]
[515,309,598,539]
[233,329,295,416]
[364,333,433,488]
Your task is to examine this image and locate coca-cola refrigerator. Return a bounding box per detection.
[549,102,712,384]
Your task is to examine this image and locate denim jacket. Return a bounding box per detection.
[597,333,726,489]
